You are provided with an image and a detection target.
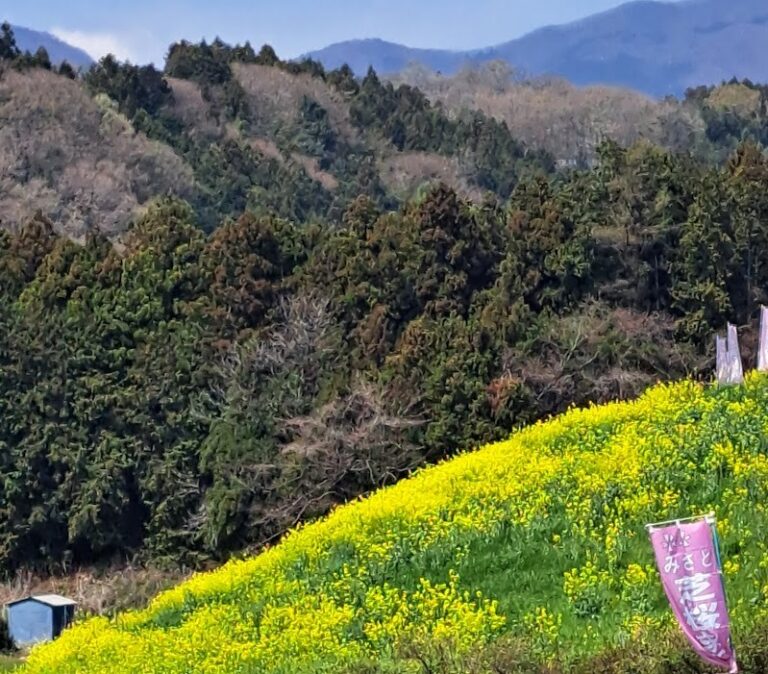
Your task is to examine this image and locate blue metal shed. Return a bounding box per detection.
[6,594,76,646]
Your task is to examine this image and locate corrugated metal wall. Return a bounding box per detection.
[7,600,53,645]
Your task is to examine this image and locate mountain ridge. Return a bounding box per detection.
[10,24,94,69]
[306,0,768,96]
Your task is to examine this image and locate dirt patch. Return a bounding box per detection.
[251,137,285,161]
[290,153,339,190]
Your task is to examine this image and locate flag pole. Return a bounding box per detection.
[645,512,715,530]
[710,517,739,673]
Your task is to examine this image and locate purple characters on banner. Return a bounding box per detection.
[648,518,738,672]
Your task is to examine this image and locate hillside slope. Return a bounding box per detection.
[0,43,552,237]
[25,375,768,673]
[308,0,768,96]
[0,68,195,239]
[3,28,767,238]
[389,63,705,163]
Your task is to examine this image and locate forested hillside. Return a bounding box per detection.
[3,22,768,239]
[3,135,768,573]
[392,63,768,167]
[0,23,553,237]
[2,23,768,578]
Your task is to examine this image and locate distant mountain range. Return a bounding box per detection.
[307,0,768,97]
[11,25,93,69]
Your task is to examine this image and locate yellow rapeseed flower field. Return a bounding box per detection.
[23,374,768,673]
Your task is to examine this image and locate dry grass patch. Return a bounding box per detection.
[0,566,190,617]
[290,153,339,190]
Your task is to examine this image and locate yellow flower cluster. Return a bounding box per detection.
[563,559,614,618]
[23,373,768,673]
[522,606,562,656]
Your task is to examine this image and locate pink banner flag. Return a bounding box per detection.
[648,517,738,672]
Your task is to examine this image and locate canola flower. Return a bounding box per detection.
[24,373,768,673]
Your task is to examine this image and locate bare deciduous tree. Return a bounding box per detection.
[193,293,424,548]
[390,62,705,165]
[500,304,703,416]
[206,293,337,420]
[250,377,423,543]
[0,69,196,239]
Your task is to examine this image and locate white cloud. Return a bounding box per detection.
[50,27,136,62]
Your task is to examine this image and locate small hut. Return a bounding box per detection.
[5,594,76,646]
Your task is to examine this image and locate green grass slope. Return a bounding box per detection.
[23,375,768,673]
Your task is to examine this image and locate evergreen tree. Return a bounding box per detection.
[672,171,736,340]
[0,22,19,60]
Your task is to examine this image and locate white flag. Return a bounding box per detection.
[716,334,728,385]
[758,306,768,372]
[726,323,744,385]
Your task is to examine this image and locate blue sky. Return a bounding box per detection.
[6,0,664,65]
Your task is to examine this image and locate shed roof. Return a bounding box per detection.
[7,594,77,608]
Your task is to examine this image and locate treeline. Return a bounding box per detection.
[1,136,768,572]
[394,62,768,171]
[2,24,767,238]
[3,24,768,574]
